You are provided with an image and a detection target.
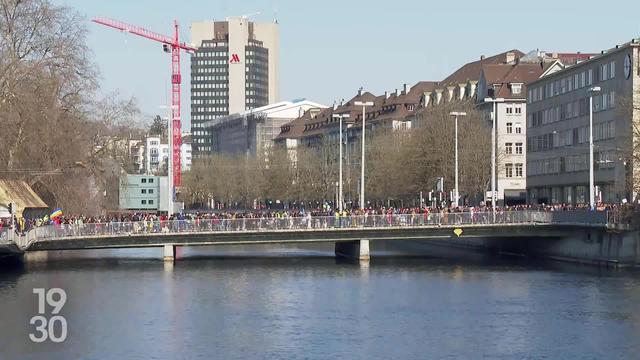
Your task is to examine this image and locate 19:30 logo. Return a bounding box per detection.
[29,288,68,343]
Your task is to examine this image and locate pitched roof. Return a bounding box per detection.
[441,50,525,87]
[0,180,48,217]
[481,62,548,99]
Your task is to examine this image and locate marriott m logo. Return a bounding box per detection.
[229,53,241,64]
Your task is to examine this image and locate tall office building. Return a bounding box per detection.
[190,17,279,157]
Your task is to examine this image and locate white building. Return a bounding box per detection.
[144,135,192,175]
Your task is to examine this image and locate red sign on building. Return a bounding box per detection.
[230,53,241,64]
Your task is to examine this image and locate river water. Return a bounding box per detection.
[0,246,639,359]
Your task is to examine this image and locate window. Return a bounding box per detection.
[610,61,616,79]
[149,178,154,183]
[149,189,154,194]
[506,122,513,134]
[141,200,147,205]
[515,164,523,177]
[601,64,608,81]
[515,143,523,155]
[149,200,154,205]
[141,189,147,194]
[505,143,513,154]
[511,83,522,94]
[515,107,522,114]
[506,107,513,114]
[505,164,513,178]
[515,123,522,134]
[141,179,147,183]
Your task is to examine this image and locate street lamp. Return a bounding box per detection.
[483,97,505,222]
[589,86,601,210]
[333,113,350,212]
[450,112,467,207]
[354,101,374,210]
[160,104,179,215]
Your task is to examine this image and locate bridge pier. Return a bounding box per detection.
[335,240,370,261]
[163,245,176,262]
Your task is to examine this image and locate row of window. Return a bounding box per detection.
[246,66,267,75]
[194,59,229,66]
[528,60,616,103]
[192,83,228,89]
[193,106,229,113]
[504,142,524,155]
[192,115,223,121]
[192,99,228,105]
[141,199,154,205]
[193,76,227,82]
[505,106,522,115]
[504,163,524,178]
[200,42,227,48]
[194,51,228,58]
[140,178,155,184]
[528,92,616,128]
[140,189,155,194]
[505,122,523,134]
[246,82,268,90]
[528,121,616,152]
[192,91,228,97]
[193,69,229,77]
[528,151,616,176]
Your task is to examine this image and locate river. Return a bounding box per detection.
[0,246,639,359]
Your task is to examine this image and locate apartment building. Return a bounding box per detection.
[526,39,640,204]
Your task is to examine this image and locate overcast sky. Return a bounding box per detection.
[55,0,640,129]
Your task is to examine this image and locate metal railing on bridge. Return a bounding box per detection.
[18,211,560,243]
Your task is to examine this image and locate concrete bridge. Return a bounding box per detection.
[3,210,636,266]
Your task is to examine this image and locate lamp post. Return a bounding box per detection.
[589,86,601,210]
[483,97,505,222]
[354,101,374,210]
[160,104,179,215]
[450,112,467,207]
[333,113,350,212]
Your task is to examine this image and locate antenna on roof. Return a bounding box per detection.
[273,4,279,23]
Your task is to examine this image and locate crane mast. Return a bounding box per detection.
[92,17,196,195]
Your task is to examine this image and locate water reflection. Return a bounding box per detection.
[0,249,638,359]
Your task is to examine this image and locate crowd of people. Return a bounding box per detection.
[2,201,636,236]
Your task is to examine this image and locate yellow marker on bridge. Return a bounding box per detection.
[453,228,463,237]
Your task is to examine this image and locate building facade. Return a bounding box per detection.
[144,135,192,175]
[526,40,640,204]
[118,175,161,211]
[203,100,325,157]
[190,17,279,157]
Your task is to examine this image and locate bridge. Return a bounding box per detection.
[3,210,632,265]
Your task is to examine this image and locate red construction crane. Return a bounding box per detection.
[92,17,197,189]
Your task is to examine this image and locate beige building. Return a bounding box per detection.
[190,17,279,157]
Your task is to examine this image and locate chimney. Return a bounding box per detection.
[480,55,485,61]
[394,89,399,97]
[506,52,516,64]
[403,83,411,94]
[385,91,390,99]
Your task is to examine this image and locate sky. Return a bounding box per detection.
[54,0,640,130]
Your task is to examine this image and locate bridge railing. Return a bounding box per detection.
[24,211,556,241]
